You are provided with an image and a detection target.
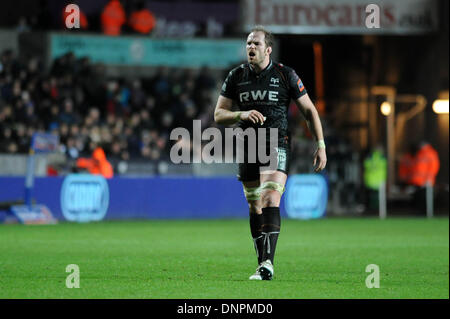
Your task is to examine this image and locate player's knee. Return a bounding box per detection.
[261,190,280,207]
[248,202,262,214]
[259,181,285,207]
[243,185,260,202]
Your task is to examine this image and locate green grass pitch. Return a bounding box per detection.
[0,217,448,299]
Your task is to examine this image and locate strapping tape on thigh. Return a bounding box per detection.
[243,186,261,200]
[260,181,285,195]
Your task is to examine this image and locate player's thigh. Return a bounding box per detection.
[242,180,262,214]
[238,156,265,213]
[259,170,287,207]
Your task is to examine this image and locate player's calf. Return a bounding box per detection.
[243,184,265,266]
[261,206,280,265]
[259,181,283,267]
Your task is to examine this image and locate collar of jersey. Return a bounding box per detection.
[248,59,273,76]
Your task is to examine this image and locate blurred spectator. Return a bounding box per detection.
[64,137,80,160]
[152,66,170,103]
[58,98,80,125]
[398,141,440,213]
[0,48,224,175]
[128,1,156,35]
[0,126,14,152]
[16,16,31,33]
[76,147,114,179]
[30,0,53,30]
[101,0,126,36]
[409,141,440,188]
[363,146,387,211]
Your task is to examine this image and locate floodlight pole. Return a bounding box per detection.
[371,86,396,194]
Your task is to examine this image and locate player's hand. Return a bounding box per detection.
[313,147,327,172]
[241,110,266,125]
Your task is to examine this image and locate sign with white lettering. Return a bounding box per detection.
[241,0,438,34]
[60,174,109,222]
[284,174,328,219]
[50,34,247,68]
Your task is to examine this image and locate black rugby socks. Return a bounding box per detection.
[261,207,281,265]
[249,212,264,264]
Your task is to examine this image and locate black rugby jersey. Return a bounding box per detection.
[220,60,307,148]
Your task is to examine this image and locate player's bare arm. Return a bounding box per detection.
[295,94,327,172]
[214,95,265,125]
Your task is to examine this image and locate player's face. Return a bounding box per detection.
[246,32,271,65]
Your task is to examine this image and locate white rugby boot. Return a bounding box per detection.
[258,259,274,280]
[249,266,262,280]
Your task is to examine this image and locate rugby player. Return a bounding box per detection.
[214,26,327,280]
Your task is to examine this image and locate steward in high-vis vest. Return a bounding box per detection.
[408,141,440,215]
[128,1,156,34]
[101,0,126,36]
[409,142,440,187]
[76,147,114,179]
[363,148,387,210]
[364,149,387,191]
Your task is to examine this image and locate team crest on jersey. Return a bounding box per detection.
[270,77,280,87]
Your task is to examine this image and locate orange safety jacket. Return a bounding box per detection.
[76,148,114,179]
[101,0,126,36]
[409,144,440,187]
[129,9,156,34]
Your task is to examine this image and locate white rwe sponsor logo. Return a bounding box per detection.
[239,90,279,102]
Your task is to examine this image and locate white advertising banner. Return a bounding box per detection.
[241,0,439,34]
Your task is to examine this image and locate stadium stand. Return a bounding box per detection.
[0,50,221,174]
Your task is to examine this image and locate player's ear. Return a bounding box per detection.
[266,46,272,55]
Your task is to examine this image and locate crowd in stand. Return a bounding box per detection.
[1,47,343,179]
[0,49,218,171]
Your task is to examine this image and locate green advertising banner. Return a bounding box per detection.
[50,33,247,68]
